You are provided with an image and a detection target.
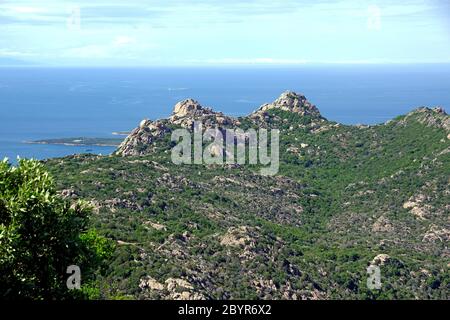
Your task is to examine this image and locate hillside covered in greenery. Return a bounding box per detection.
[43,92,449,300]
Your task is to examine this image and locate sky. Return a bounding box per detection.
[0,0,449,66]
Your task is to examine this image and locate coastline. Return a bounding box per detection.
[24,137,124,148]
[24,141,120,147]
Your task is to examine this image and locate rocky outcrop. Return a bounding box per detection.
[403,194,433,220]
[139,276,206,300]
[422,225,450,243]
[115,98,241,156]
[115,91,449,158]
[116,119,170,156]
[371,254,391,266]
[115,91,321,157]
[170,98,239,129]
[372,215,394,232]
[250,91,321,118]
[172,99,203,118]
[220,226,253,247]
[398,107,449,131]
[139,276,165,291]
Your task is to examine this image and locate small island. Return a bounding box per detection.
[26,137,124,147]
[112,131,131,136]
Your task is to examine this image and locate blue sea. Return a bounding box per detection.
[1,64,449,162]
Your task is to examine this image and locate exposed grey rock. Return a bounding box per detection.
[399,107,449,131]
[371,254,390,266]
[251,91,321,118]
[115,119,170,156]
[115,98,240,156]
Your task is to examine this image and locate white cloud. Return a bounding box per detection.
[0,0,449,66]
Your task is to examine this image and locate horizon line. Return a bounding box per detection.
[2,61,450,68]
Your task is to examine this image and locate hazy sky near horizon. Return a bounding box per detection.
[0,0,449,66]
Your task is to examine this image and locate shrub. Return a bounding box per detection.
[0,159,112,300]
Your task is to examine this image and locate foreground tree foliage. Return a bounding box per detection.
[0,159,112,300]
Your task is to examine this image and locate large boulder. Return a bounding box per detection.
[172,99,204,118]
[253,91,321,117]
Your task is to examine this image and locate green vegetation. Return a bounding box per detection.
[0,159,113,300]
[38,106,450,300]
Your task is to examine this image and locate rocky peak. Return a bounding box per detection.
[273,91,309,109]
[172,99,206,118]
[411,106,447,116]
[115,117,170,156]
[116,98,239,156]
[399,106,450,131]
[170,99,238,128]
[254,91,321,118]
[433,106,447,115]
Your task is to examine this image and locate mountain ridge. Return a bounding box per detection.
[43,90,449,300]
[116,91,448,157]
